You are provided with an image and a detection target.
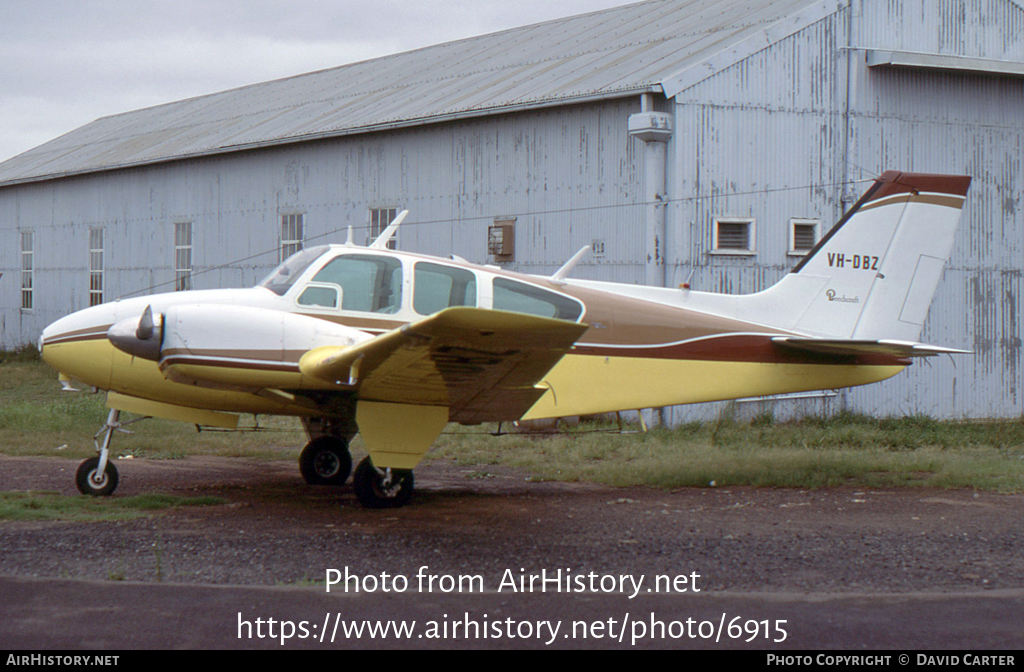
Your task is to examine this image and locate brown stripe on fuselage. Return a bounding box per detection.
[297,313,396,334]
[44,326,113,345]
[535,280,794,347]
[575,334,908,366]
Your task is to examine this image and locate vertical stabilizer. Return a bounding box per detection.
[752,171,971,340]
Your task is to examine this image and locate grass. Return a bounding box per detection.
[0,491,227,522]
[4,355,1024,492]
[0,358,304,460]
[431,412,1024,493]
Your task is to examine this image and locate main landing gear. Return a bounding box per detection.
[76,408,148,496]
[352,456,414,509]
[298,436,353,486]
[297,437,415,508]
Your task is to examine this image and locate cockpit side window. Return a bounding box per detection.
[413,262,477,315]
[309,254,403,314]
[492,278,583,321]
[258,245,330,296]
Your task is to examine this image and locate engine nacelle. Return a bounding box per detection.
[110,304,373,391]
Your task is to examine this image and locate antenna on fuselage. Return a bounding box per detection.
[345,226,355,246]
[369,210,409,249]
[550,246,590,285]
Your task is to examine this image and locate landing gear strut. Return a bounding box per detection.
[77,408,120,496]
[352,456,414,509]
[299,436,353,486]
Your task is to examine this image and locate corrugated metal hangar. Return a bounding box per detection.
[2,0,1023,421]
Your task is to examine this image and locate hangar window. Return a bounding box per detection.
[280,214,305,261]
[89,228,104,306]
[413,262,477,315]
[492,278,583,321]
[789,219,820,256]
[309,254,403,314]
[174,222,193,291]
[20,231,33,311]
[369,208,399,249]
[711,218,755,255]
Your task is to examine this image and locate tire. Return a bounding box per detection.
[352,456,414,509]
[299,436,352,486]
[75,457,119,496]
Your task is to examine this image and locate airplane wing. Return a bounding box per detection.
[772,337,972,358]
[298,307,589,423]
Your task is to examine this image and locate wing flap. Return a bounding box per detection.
[772,337,972,358]
[299,308,588,420]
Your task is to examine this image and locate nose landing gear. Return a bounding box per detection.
[75,407,149,496]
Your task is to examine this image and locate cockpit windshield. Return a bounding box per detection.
[257,245,330,296]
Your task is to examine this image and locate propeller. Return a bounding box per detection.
[107,305,163,361]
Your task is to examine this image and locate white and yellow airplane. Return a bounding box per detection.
[40,171,971,508]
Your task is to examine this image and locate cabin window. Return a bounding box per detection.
[492,278,583,321]
[297,284,340,309]
[280,213,304,261]
[789,218,820,256]
[174,221,193,291]
[20,231,33,311]
[309,254,403,314]
[259,245,330,296]
[711,218,755,255]
[89,228,104,306]
[413,262,477,315]
[368,208,399,249]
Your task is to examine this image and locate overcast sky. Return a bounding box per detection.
[0,0,641,164]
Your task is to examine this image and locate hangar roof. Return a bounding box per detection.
[0,0,826,186]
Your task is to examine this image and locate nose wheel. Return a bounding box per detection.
[352,456,414,508]
[75,456,119,496]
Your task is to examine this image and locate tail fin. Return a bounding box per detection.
[755,171,971,341]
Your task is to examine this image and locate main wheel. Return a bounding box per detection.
[352,456,414,509]
[76,457,119,496]
[299,437,353,486]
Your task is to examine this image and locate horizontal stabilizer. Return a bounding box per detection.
[772,337,972,358]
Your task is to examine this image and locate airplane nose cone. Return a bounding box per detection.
[38,309,116,390]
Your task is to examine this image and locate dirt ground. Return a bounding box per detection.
[1,454,1022,649]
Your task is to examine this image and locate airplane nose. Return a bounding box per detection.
[38,308,117,390]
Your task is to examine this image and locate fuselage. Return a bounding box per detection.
[40,244,906,424]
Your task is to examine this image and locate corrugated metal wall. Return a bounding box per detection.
[0,98,645,348]
[845,0,1024,419]
[667,0,1024,421]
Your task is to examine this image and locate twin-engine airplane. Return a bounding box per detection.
[40,171,972,508]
